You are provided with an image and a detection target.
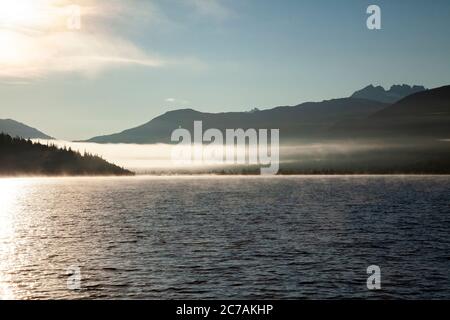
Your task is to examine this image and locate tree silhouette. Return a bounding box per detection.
[0,133,134,176]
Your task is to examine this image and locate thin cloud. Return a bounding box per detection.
[0,0,165,80]
[165,98,190,105]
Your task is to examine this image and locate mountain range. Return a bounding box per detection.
[3,83,448,144]
[85,83,446,144]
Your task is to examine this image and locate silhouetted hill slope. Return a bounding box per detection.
[334,85,450,139]
[85,98,387,144]
[0,119,53,139]
[351,84,426,103]
[0,134,133,176]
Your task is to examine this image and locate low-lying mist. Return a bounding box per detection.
[32,139,450,174]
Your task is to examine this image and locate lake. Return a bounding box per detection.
[0,176,449,299]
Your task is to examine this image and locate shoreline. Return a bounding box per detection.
[2,173,450,180]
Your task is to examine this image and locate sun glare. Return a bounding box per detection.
[0,0,160,79]
[0,0,50,29]
[0,0,68,77]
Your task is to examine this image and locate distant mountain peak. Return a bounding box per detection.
[351,84,427,103]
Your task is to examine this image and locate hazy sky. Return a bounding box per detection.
[1,0,450,140]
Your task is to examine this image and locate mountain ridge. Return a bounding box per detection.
[84,97,387,144]
[351,84,427,103]
[83,83,431,144]
[0,119,53,140]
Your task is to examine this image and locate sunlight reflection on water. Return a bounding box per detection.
[0,179,27,299]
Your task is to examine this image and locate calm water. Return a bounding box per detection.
[0,176,449,299]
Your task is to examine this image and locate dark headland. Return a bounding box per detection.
[0,134,134,177]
